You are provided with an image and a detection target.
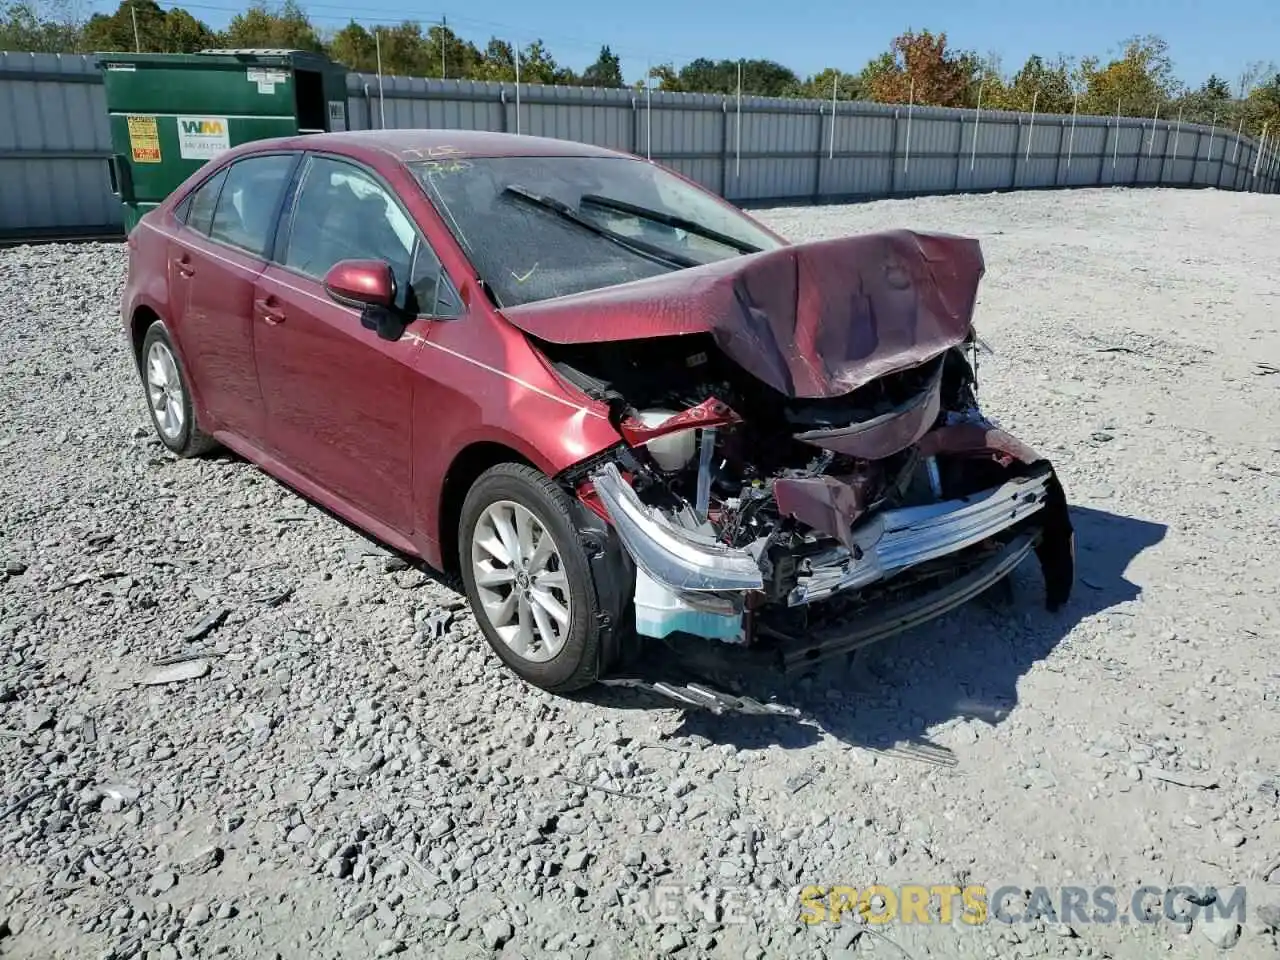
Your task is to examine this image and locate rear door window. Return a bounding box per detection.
[208,154,296,258]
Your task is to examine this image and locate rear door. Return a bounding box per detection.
[252,153,458,537]
[166,153,298,446]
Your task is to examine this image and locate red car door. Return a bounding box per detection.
[165,153,298,446]
[252,154,445,539]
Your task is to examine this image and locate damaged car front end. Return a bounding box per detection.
[510,229,1075,690]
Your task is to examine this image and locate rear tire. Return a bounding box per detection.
[139,321,217,458]
[459,463,601,692]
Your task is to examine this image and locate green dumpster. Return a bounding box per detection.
[98,48,350,232]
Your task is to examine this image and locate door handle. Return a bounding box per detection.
[174,254,195,278]
[255,297,285,326]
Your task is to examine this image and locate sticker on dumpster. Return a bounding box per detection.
[247,67,288,94]
[126,115,161,163]
[177,116,231,160]
[328,100,347,132]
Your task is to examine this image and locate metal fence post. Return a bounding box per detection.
[1022,91,1038,187]
[1012,117,1022,189]
[1156,123,1167,185]
[902,80,914,186]
[953,116,964,191]
[1170,109,1183,184]
[631,95,640,157]
[889,108,901,194]
[1216,122,1229,189]
[719,98,730,198]
[1054,119,1065,186]
[1097,119,1108,185]
[1066,92,1079,181]
[811,103,826,202]
[969,81,983,187]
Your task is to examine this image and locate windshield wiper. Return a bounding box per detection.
[580,193,763,255]
[501,184,698,270]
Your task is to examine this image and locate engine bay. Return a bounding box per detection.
[543,332,1027,616]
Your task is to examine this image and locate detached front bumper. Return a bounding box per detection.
[589,461,1053,606]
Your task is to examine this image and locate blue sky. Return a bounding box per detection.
[128,0,1277,90]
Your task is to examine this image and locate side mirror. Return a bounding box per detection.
[322,259,396,309]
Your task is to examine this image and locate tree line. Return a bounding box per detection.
[3,0,1278,133]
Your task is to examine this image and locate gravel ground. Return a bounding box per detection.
[2,186,1279,960]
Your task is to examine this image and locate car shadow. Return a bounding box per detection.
[576,505,1167,753]
[203,447,1164,753]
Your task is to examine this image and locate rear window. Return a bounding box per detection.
[411,155,782,308]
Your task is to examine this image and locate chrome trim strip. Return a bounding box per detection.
[789,470,1051,605]
[590,463,764,592]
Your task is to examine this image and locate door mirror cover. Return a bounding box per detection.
[323,259,397,309]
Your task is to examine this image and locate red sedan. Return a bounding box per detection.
[122,130,1073,711]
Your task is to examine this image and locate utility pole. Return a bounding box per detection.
[440,15,447,79]
[131,3,141,53]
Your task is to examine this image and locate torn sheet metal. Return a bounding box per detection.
[773,475,870,550]
[502,230,984,399]
[792,356,944,459]
[619,396,742,446]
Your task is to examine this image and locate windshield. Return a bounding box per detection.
[411,155,784,307]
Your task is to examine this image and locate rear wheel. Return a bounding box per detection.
[459,463,601,692]
[139,321,217,458]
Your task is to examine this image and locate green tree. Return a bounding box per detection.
[581,44,622,88]
[674,57,799,96]
[219,0,322,53]
[163,7,212,51]
[327,20,376,71]
[1174,73,1235,125]
[516,39,560,85]
[1239,72,1280,134]
[423,23,481,79]
[81,0,212,53]
[473,37,516,82]
[1078,35,1181,117]
[1,0,83,51]
[782,67,862,101]
[645,62,682,91]
[997,54,1075,112]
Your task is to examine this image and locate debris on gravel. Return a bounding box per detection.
[2,188,1279,959]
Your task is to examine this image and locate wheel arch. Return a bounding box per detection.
[437,440,537,575]
[129,304,162,369]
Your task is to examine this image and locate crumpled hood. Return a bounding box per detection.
[501,229,984,399]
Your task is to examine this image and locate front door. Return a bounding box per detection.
[252,154,441,538]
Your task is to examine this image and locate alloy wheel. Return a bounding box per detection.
[470,499,572,663]
[145,340,185,441]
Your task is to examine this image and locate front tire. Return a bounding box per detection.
[459,463,602,692]
[139,321,217,458]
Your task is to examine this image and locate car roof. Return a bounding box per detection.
[260,129,633,163]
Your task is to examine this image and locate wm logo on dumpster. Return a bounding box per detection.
[176,116,231,160]
[180,119,225,136]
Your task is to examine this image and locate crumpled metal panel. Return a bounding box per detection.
[792,356,944,459]
[501,229,984,399]
[773,475,871,550]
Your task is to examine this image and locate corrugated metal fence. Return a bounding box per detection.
[3,51,1279,238]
